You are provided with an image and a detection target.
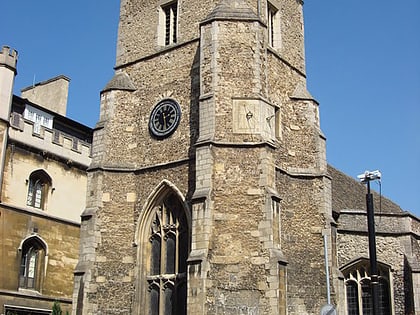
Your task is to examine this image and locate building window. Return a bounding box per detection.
[271,197,281,245]
[72,138,79,151]
[342,259,392,315]
[267,1,281,49]
[52,130,62,144]
[5,306,50,315]
[19,236,47,291]
[23,105,53,135]
[137,184,189,315]
[274,107,281,140]
[159,1,178,46]
[27,170,52,210]
[147,196,187,314]
[346,281,359,314]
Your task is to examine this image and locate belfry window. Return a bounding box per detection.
[19,236,47,291]
[140,191,188,315]
[27,170,52,210]
[160,1,178,46]
[342,259,392,315]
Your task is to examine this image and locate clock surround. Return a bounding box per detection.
[149,99,181,138]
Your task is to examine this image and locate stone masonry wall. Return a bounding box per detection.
[103,43,199,168]
[116,0,215,66]
[276,171,331,314]
[338,233,409,314]
[2,145,88,223]
[75,0,332,314]
[206,146,270,314]
[0,206,79,297]
[116,0,305,72]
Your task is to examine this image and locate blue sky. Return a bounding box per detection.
[2,1,419,215]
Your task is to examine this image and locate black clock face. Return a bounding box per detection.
[149,99,181,138]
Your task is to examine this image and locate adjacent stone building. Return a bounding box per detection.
[69,0,420,314]
[330,166,420,314]
[0,46,92,314]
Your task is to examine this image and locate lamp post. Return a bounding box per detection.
[358,170,381,315]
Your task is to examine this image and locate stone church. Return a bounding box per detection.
[72,0,420,314]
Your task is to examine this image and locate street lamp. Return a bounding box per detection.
[358,170,381,315]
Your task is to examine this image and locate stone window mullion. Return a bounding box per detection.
[175,220,180,275]
[159,205,166,315]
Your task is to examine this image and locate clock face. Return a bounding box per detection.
[149,99,181,138]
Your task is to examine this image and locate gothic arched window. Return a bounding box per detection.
[341,259,392,315]
[19,236,47,291]
[137,187,189,315]
[27,170,51,209]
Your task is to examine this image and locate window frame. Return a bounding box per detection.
[26,170,52,210]
[5,305,51,315]
[18,236,48,292]
[23,105,53,135]
[158,1,178,46]
[341,258,393,315]
[271,196,281,245]
[267,1,282,49]
[135,182,190,315]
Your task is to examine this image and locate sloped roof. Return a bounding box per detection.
[202,0,259,24]
[102,72,136,93]
[328,165,403,214]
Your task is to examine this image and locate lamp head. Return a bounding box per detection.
[357,170,381,183]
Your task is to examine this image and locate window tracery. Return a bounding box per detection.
[342,259,391,315]
[139,191,188,315]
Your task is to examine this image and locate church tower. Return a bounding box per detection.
[73,0,336,314]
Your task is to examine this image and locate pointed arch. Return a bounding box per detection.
[134,179,190,245]
[134,180,190,315]
[18,234,48,291]
[18,234,49,255]
[26,169,52,210]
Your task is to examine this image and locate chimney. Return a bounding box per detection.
[21,75,70,116]
[0,46,18,122]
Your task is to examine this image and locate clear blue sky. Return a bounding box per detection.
[2,1,419,215]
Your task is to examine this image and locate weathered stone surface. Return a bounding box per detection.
[72,1,420,315]
[74,0,330,314]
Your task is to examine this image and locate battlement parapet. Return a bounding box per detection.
[8,113,91,168]
[0,46,18,71]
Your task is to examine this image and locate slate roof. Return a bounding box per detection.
[328,164,404,214]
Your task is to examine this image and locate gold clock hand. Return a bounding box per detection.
[162,112,167,128]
